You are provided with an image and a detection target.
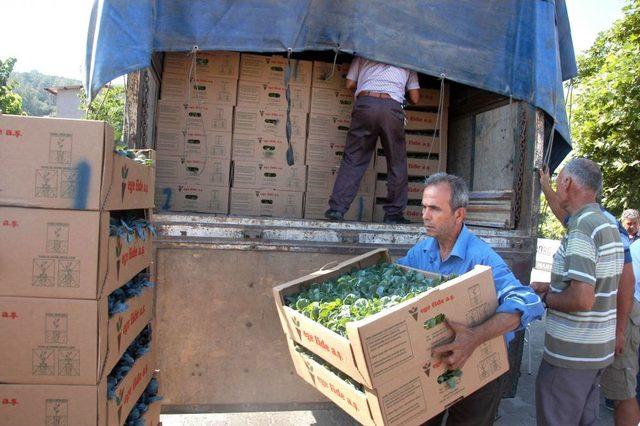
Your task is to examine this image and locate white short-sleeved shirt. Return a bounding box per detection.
[347,56,420,103]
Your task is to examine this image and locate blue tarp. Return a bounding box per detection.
[86,0,577,169]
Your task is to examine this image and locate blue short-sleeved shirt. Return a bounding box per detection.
[396,225,544,343]
[630,240,640,302]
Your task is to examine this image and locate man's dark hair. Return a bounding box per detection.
[424,172,469,210]
[562,158,602,193]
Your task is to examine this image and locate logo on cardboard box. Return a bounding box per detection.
[121,165,129,202]
[408,306,419,321]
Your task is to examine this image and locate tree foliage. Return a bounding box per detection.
[571,0,640,215]
[79,85,126,142]
[10,70,80,117]
[0,58,24,115]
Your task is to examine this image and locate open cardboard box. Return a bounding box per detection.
[0,115,155,211]
[0,325,156,425]
[274,248,508,423]
[0,206,153,300]
[0,284,155,385]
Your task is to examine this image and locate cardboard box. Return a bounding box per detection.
[305,140,346,167]
[154,182,229,214]
[0,115,155,211]
[156,156,231,187]
[377,134,444,155]
[310,87,355,115]
[0,331,156,425]
[160,75,238,106]
[163,51,240,79]
[375,179,424,201]
[232,161,307,192]
[138,371,162,426]
[0,286,155,385]
[232,134,306,165]
[405,110,438,131]
[156,128,232,159]
[375,155,442,177]
[239,54,312,86]
[237,80,311,112]
[311,61,351,89]
[0,207,152,299]
[233,107,307,139]
[414,88,450,109]
[273,249,508,393]
[307,112,351,141]
[304,192,374,222]
[306,165,375,195]
[157,100,234,133]
[230,188,303,218]
[373,203,423,223]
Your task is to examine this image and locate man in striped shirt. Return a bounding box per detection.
[324,56,420,224]
[532,158,625,425]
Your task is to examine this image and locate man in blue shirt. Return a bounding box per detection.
[397,173,544,426]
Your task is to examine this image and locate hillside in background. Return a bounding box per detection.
[10,70,81,116]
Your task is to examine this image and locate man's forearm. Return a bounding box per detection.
[546,280,595,313]
[616,263,635,335]
[541,184,569,225]
[473,312,521,345]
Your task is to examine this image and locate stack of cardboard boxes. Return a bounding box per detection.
[0,115,161,425]
[155,51,239,213]
[303,61,377,221]
[373,87,449,222]
[154,51,449,223]
[229,54,312,218]
[273,249,509,425]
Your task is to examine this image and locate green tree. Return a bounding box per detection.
[0,57,24,115]
[79,85,126,142]
[11,70,81,117]
[571,0,640,215]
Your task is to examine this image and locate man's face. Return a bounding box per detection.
[421,183,463,239]
[622,218,639,236]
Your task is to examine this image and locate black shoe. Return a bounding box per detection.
[383,216,411,224]
[324,209,344,221]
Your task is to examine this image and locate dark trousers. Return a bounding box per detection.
[422,377,503,426]
[328,96,408,218]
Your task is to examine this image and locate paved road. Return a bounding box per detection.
[161,320,614,425]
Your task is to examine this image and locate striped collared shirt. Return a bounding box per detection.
[544,203,624,369]
[347,56,420,104]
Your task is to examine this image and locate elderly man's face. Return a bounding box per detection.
[556,169,570,210]
[622,218,639,236]
[421,183,463,239]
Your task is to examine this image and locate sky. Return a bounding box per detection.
[0,0,629,82]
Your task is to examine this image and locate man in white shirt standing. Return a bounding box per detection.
[324,56,420,224]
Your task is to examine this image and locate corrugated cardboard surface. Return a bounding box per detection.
[0,286,154,385]
[237,80,311,112]
[156,156,231,187]
[0,207,152,299]
[414,88,450,109]
[231,134,306,165]
[374,203,423,223]
[154,182,229,214]
[311,62,350,89]
[233,107,307,139]
[310,87,354,115]
[307,112,351,141]
[377,134,443,155]
[239,54,312,87]
[157,100,234,133]
[305,140,346,167]
[405,110,438,131]
[160,75,238,106]
[0,115,154,211]
[273,249,508,390]
[306,165,375,194]
[163,51,240,79]
[156,128,232,159]
[230,188,303,218]
[375,179,425,200]
[232,161,307,192]
[304,192,374,222]
[375,155,441,177]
